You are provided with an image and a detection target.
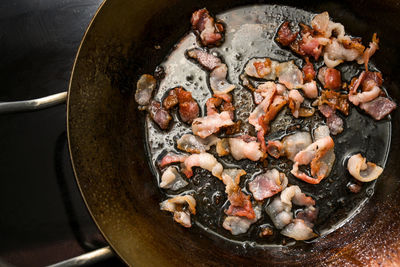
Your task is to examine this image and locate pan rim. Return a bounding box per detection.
[65,0,128,265]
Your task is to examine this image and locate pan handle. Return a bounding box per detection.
[0,92,67,114]
[47,246,114,267]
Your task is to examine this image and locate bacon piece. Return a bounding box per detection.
[162,87,200,124]
[186,48,222,70]
[187,50,235,95]
[181,152,223,179]
[296,206,319,224]
[192,111,234,138]
[276,21,298,46]
[249,82,277,131]
[348,71,382,106]
[302,58,316,83]
[347,182,362,193]
[267,132,313,160]
[300,81,318,99]
[221,169,246,196]
[160,166,188,190]
[163,89,179,110]
[206,97,222,115]
[360,97,396,120]
[265,197,293,229]
[291,135,335,184]
[280,185,315,207]
[311,12,348,41]
[206,95,234,119]
[299,33,326,60]
[266,140,284,159]
[288,89,304,118]
[326,112,344,135]
[223,206,261,235]
[257,129,267,154]
[282,132,313,161]
[311,12,330,37]
[244,58,279,80]
[216,138,230,156]
[261,95,287,132]
[318,67,341,90]
[276,61,304,89]
[363,33,379,71]
[191,8,224,47]
[347,153,383,182]
[248,169,288,201]
[160,195,196,228]
[281,219,317,240]
[266,185,316,232]
[318,104,344,135]
[276,22,328,60]
[349,85,381,106]
[211,65,236,95]
[228,136,264,161]
[225,190,255,219]
[148,100,172,130]
[253,91,264,105]
[177,134,220,154]
[317,89,349,115]
[135,74,156,106]
[323,38,364,68]
[174,87,200,124]
[159,152,188,168]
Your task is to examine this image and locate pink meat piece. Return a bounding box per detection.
[191,8,224,47]
[360,97,396,120]
[248,169,288,201]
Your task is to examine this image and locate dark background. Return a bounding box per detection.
[0,0,123,266]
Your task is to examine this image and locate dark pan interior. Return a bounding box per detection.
[67,0,400,266]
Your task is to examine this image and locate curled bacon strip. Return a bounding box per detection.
[160,195,196,228]
[291,135,335,184]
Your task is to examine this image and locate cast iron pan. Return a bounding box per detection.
[67,0,400,265]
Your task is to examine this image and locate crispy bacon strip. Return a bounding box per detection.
[260,95,287,133]
[249,82,277,131]
[363,33,379,71]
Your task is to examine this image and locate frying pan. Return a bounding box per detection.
[3,0,399,265]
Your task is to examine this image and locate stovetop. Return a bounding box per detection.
[0,0,124,266]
